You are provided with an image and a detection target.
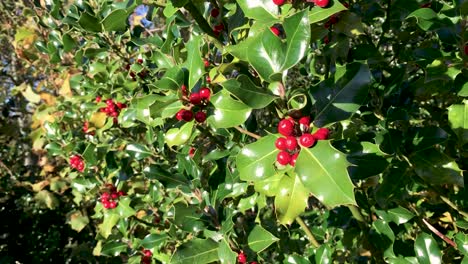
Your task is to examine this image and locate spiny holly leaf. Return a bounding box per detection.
[248,225,279,252]
[311,63,372,127]
[100,241,127,257]
[221,75,277,109]
[102,9,128,31]
[207,91,251,128]
[274,173,309,225]
[237,134,278,182]
[246,28,284,81]
[170,238,219,264]
[98,212,120,238]
[315,245,332,264]
[184,35,204,90]
[414,233,442,264]
[294,141,356,208]
[218,238,237,264]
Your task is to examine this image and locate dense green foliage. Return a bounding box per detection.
[1,0,468,263]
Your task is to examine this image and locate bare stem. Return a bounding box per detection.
[296,217,320,248]
[234,126,261,140]
[422,218,457,248]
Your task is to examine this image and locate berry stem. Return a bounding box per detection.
[295,217,320,248]
[234,126,261,140]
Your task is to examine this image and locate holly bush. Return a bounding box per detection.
[13,0,468,263]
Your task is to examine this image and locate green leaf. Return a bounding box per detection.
[34,190,59,209]
[154,67,185,91]
[98,212,119,238]
[274,174,309,225]
[165,121,194,147]
[116,197,136,218]
[314,245,332,264]
[82,143,97,165]
[218,238,237,264]
[375,206,414,225]
[170,238,219,264]
[141,234,167,249]
[237,134,278,182]
[455,233,468,255]
[102,9,128,31]
[172,203,205,232]
[407,8,437,31]
[308,1,347,24]
[78,12,102,32]
[236,0,279,22]
[248,225,279,252]
[100,241,127,257]
[282,10,310,70]
[246,29,284,81]
[295,141,356,207]
[414,233,442,264]
[221,75,277,109]
[207,91,252,128]
[410,148,464,187]
[184,35,204,90]
[311,63,372,127]
[372,219,396,259]
[284,254,312,264]
[448,101,468,142]
[126,143,153,160]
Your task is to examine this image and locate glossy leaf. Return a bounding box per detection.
[67,210,89,232]
[314,245,332,264]
[165,121,194,147]
[246,29,284,81]
[311,63,372,127]
[274,174,309,225]
[115,198,136,218]
[248,225,279,252]
[282,10,310,70]
[372,219,396,259]
[141,234,167,249]
[98,212,119,238]
[184,35,204,90]
[102,9,128,31]
[414,233,442,264]
[78,12,102,32]
[448,101,468,142]
[126,143,152,160]
[236,0,279,22]
[410,148,464,187]
[455,233,468,255]
[170,238,219,264]
[375,206,414,225]
[208,91,251,128]
[284,254,312,264]
[221,75,277,109]
[295,141,356,207]
[237,134,278,182]
[308,1,347,24]
[218,238,237,264]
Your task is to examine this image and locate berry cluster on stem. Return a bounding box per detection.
[275,116,330,166]
[100,184,126,209]
[175,85,211,123]
[70,155,85,172]
[98,97,127,124]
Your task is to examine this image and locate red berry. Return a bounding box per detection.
[237,252,247,264]
[214,23,224,32]
[116,102,127,109]
[298,116,310,126]
[189,147,196,158]
[182,110,194,122]
[101,192,110,200]
[117,191,126,197]
[194,111,207,123]
[206,76,211,83]
[137,58,143,64]
[275,137,287,151]
[314,0,329,8]
[278,119,295,136]
[176,109,185,121]
[290,152,299,166]
[181,84,188,96]
[204,59,210,68]
[106,99,114,106]
[270,26,280,36]
[210,8,220,17]
[190,92,202,105]
[83,121,89,133]
[277,151,291,165]
[465,45,468,56]
[102,201,110,209]
[285,136,298,151]
[109,201,117,209]
[199,87,211,100]
[95,96,102,103]
[313,128,330,140]
[111,192,119,199]
[143,249,152,257]
[323,35,330,44]
[272,0,285,6]
[299,134,316,148]
[141,256,151,264]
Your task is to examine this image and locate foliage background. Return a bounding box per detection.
[0,0,467,263]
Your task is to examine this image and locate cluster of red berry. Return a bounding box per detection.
[140,249,152,264]
[208,7,224,37]
[97,97,127,124]
[70,155,85,172]
[275,117,329,166]
[175,85,211,123]
[273,0,329,7]
[237,251,257,264]
[100,185,126,209]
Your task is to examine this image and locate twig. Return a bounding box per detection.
[440,196,468,219]
[422,218,457,248]
[296,217,320,248]
[234,126,261,140]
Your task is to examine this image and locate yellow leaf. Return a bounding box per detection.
[90,112,108,128]
[40,93,56,106]
[20,83,41,103]
[59,74,73,98]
